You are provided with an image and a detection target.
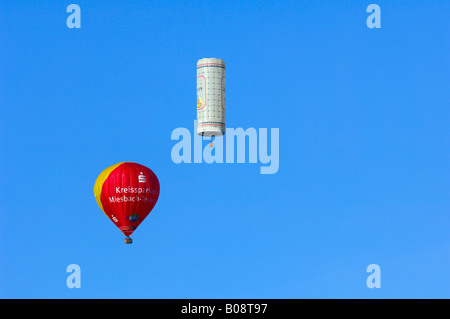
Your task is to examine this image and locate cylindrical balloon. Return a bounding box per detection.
[94,162,160,242]
[197,58,225,136]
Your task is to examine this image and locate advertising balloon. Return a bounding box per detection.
[94,162,160,244]
[197,57,225,136]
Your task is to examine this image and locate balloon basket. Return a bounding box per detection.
[124,237,133,244]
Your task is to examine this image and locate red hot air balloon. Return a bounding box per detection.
[94,162,160,244]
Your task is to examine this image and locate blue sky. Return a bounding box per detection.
[0,0,448,298]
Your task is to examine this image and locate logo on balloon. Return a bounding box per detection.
[129,214,139,223]
[138,173,146,183]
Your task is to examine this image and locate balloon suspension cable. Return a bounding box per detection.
[209,135,215,147]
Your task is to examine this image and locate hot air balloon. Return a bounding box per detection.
[94,162,160,244]
[197,58,225,137]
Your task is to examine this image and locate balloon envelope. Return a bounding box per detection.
[94,162,160,238]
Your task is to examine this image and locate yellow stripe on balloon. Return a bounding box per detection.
[94,162,125,216]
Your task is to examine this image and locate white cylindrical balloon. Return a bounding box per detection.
[197,58,225,136]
